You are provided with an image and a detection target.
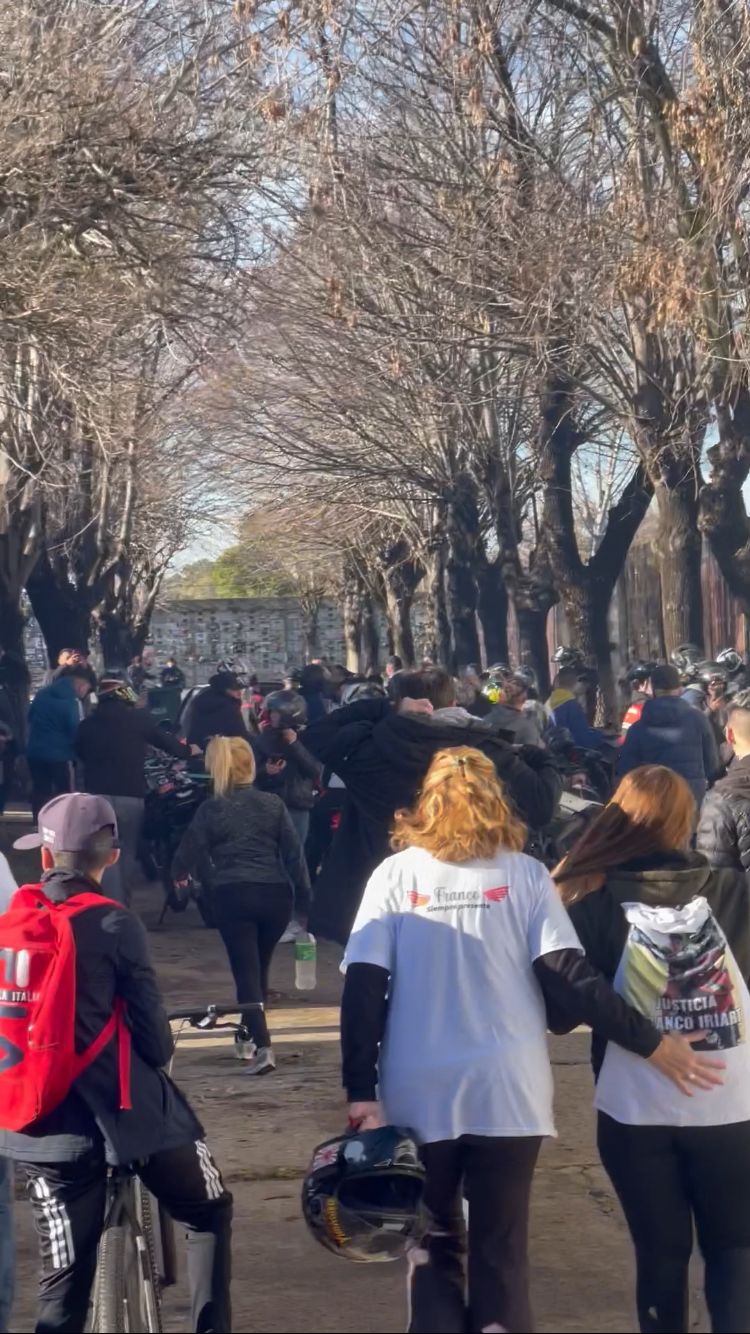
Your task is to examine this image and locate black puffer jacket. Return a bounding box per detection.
[76,695,190,797]
[0,870,200,1166]
[252,730,321,811]
[185,686,246,751]
[304,698,561,944]
[171,784,311,909]
[697,756,750,873]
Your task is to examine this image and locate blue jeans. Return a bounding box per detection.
[0,1158,14,1334]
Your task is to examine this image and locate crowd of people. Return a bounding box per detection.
[3,641,750,1331]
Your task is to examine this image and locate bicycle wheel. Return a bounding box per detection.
[91,1193,163,1333]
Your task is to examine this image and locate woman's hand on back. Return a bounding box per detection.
[648,1032,725,1095]
[348,1100,386,1131]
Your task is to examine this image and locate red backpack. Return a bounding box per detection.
[0,885,132,1132]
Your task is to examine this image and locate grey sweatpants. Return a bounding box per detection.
[100,795,145,907]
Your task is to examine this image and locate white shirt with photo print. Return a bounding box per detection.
[343,845,581,1144]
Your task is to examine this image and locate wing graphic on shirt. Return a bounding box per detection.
[407,890,431,909]
[483,886,509,902]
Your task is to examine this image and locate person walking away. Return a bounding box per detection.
[0,792,232,1333]
[160,656,186,690]
[0,848,17,1334]
[172,736,310,1076]
[27,666,92,818]
[547,666,609,749]
[697,688,750,872]
[343,749,720,1334]
[305,667,562,944]
[186,671,247,753]
[617,664,720,808]
[554,765,750,1334]
[76,676,198,906]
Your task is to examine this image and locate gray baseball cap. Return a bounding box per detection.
[14,792,119,852]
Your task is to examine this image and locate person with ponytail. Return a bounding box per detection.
[172,735,310,1075]
[341,748,719,1334]
[555,765,750,1334]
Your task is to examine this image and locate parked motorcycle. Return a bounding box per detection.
[142,752,211,924]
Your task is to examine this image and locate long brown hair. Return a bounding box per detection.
[392,746,526,862]
[554,765,696,904]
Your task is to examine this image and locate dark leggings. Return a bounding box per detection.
[409,1134,541,1334]
[598,1112,750,1333]
[212,882,292,1049]
[28,758,72,820]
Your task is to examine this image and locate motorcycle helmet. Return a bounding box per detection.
[552,646,584,670]
[262,689,308,727]
[626,660,656,687]
[697,661,729,688]
[302,1126,425,1263]
[482,663,511,703]
[514,665,538,689]
[340,679,387,705]
[717,648,744,677]
[670,643,702,673]
[98,673,139,706]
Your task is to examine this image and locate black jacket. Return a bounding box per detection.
[697,756,750,873]
[252,730,321,811]
[304,699,562,944]
[186,687,246,752]
[567,850,750,1076]
[0,870,201,1165]
[76,696,190,798]
[172,784,311,910]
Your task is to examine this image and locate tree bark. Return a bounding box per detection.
[342,579,362,672]
[26,552,91,664]
[383,582,415,666]
[427,542,451,668]
[654,478,704,653]
[516,604,552,698]
[361,592,381,673]
[475,556,509,667]
[98,614,135,670]
[445,476,482,672]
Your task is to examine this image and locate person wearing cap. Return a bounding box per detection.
[186,671,247,753]
[75,676,198,907]
[1,793,233,1333]
[618,663,722,807]
[26,665,93,818]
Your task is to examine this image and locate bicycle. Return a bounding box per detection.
[89,1001,260,1333]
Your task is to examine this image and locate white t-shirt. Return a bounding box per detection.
[596,897,750,1127]
[343,845,581,1143]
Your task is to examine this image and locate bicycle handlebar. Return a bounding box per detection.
[167,1001,263,1023]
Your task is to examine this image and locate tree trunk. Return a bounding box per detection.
[515,603,551,697]
[361,593,381,674]
[427,544,451,668]
[342,582,362,673]
[26,554,91,664]
[384,583,415,666]
[655,479,704,654]
[561,583,618,724]
[445,478,481,672]
[475,557,509,667]
[98,614,135,670]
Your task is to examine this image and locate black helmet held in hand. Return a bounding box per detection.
[626,660,656,687]
[302,1126,425,1263]
[262,689,308,728]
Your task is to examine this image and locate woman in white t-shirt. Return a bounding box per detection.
[342,747,719,1334]
[555,764,750,1334]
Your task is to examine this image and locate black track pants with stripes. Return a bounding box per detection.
[17,1140,233,1333]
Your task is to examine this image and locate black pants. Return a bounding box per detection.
[409,1134,542,1334]
[212,882,292,1048]
[28,759,72,820]
[18,1139,232,1334]
[598,1112,750,1333]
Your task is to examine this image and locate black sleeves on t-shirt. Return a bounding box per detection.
[341,962,389,1101]
[533,948,661,1058]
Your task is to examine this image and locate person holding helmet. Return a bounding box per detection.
[76,675,198,906]
[620,662,656,739]
[487,671,545,746]
[253,690,321,848]
[340,748,714,1332]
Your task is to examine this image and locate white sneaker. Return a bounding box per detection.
[234,1037,257,1062]
[244,1046,276,1076]
[279,921,302,944]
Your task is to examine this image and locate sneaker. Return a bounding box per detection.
[244,1046,276,1076]
[279,921,303,944]
[234,1037,257,1062]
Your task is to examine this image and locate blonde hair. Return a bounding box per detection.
[392,746,526,862]
[205,735,256,797]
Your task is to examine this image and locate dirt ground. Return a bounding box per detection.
[1,818,707,1334]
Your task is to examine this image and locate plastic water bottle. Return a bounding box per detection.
[295,932,317,990]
